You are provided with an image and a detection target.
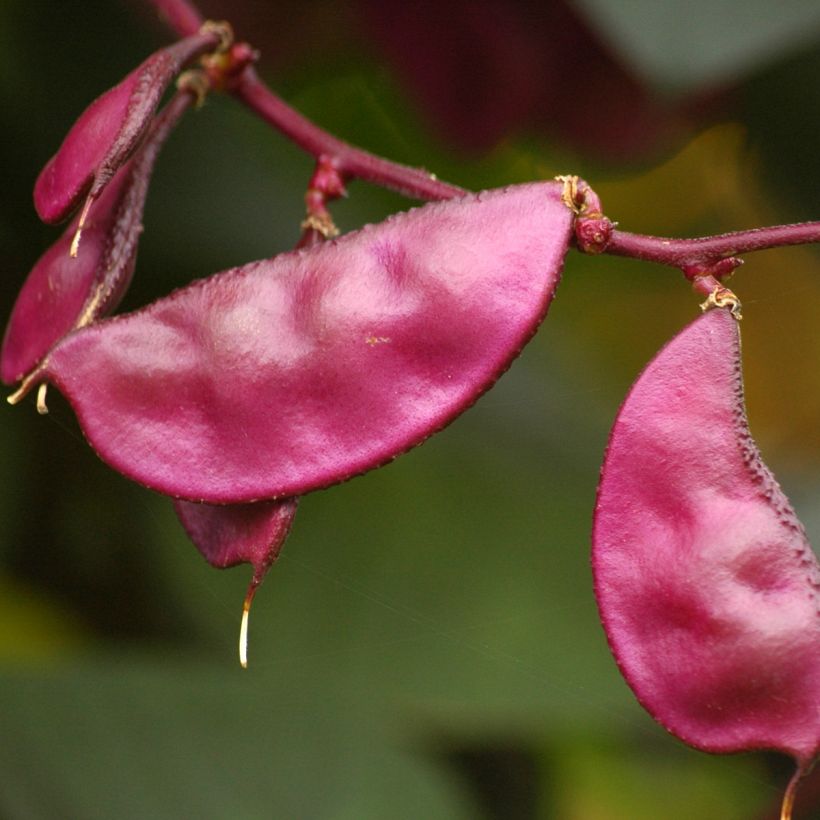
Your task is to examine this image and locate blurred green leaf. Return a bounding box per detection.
[0,657,474,820]
[0,576,85,662]
[549,737,770,819]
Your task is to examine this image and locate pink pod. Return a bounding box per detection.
[174,497,297,575]
[593,308,820,786]
[33,30,218,225]
[175,497,298,667]
[2,177,126,385]
[39,181,573,503]
[2,93,192,385]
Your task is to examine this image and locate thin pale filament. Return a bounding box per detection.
[781,766,804,820]
[76,285,106,330]
[238,582,259,669]
[238,602,250,668]
[7,368,44,406]
[36,383,49,415]
[69,195,95,258]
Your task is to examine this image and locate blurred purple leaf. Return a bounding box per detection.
[357,0,697,160]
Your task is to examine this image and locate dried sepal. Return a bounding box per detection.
[593,308,820,814]
[38,181,573,502]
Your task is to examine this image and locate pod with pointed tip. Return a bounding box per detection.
[174,496,297,576]
[175,496,298,666]
[39,181,573,503]
[33,30,218,226]
[593,309,820,781]
[2,92,192,385]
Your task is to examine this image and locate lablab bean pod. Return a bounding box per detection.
[593,305,820,818]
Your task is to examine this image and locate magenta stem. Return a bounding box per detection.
[233,69,463,201]
[145,0,820,266]
[603,222,820,268]
[145,0,463,201]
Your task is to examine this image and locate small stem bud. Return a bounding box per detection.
[201,42,257,91]
[575,214,614,254]
[555,175,612,253]
[682,256,743,282]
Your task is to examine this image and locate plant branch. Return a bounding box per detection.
[603,222,820,268]
[145,0,463,201]
[233,69,463,200]
[146,0,820,266]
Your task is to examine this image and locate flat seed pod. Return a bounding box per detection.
[2,175,126,384]
[175,497,298,667]
[41,181,572,502]
[2,93,192,385]
[33,30,218,225]
[593,309,820,776]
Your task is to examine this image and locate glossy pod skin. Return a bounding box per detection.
[40,182,573,503]
[593,308,820,769]
[33,30,218,225]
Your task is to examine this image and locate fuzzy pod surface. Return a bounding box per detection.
[593,307,820,768]
[40,181,573,503]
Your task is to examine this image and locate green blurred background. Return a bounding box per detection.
[0,1,819,817]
